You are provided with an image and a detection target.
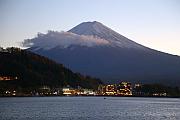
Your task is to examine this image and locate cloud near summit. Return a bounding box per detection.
[22,31,109,50]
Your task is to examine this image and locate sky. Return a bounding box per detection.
[0,0,180,55]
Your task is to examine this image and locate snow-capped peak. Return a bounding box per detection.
[69,21,146,49]
[68,21,106,36]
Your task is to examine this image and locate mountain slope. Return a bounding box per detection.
[69,21,146,49]
[0,47,102,89]
[24,21,180,86]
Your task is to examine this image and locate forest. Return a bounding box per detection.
[0,47,102,94]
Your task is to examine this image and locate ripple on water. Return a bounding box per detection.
[0,97,180,120]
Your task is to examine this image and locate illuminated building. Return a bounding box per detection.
[0,76,18,81]
[97,82,133,96]
[62,87,76,95]
[153,93,167,96]
[105,84,116,95]
[81,89,95,95]
[134,83,141,88]
[116,82,132,95]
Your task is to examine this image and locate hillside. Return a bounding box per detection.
[0,47,102,90]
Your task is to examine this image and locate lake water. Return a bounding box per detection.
[0,97,180,120]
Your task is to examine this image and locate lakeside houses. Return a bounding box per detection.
[62,86,96,96]
[98,82,132,96]
[0,81,173,97]
[97,82,168,97]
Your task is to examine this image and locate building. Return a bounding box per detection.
[105,85,116,95]
[117,82,132,95]
[81,89,95,95]
[98,82,132,96]
[62,87,76,95]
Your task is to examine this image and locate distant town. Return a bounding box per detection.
[1,75,179,97]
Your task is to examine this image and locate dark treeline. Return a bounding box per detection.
[0,47,102,92]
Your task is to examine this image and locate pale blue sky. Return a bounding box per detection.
[0,0,180,55]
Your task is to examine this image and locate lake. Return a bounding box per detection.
[0,97,180,120]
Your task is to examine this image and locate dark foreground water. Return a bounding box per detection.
[0,97,180,120]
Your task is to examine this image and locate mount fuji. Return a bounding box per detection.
[23,21,180,86]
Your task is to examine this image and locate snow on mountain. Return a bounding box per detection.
[69,21,146,49]
[23,31,109,50]
[23,21,147,50]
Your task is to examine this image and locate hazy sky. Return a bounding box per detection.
[0,0,180,55]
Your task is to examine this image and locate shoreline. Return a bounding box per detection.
[0,95,179,98]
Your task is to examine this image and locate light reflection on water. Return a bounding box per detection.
[0,97,180,120]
